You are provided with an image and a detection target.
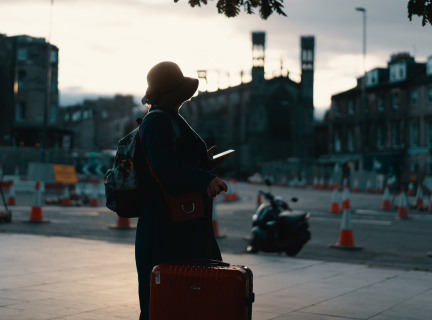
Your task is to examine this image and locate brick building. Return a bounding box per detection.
[181,32,316,176]
[324,53,432,176]
[59,95,138,150]
[0,34,70,148]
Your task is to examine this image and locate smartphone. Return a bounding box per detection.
[212,149,235,160]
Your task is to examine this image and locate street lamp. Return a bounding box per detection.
[356,7,367,169]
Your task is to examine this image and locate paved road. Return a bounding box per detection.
[1,182,432,270]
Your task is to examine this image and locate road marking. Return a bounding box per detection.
[311,217,392,226]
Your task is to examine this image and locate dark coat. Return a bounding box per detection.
[135,106,222,316]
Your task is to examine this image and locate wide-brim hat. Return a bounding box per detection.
[141,61,198,107]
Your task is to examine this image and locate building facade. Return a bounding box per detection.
[0,34,69,148]
[59,95,138,150]
[181,32,315,176]
[324,53,432,176]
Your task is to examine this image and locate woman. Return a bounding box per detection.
[136,61,229,320]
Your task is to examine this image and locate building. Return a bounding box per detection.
[59,95,138,150]
[181,32,315,176]
[324,53,432,176]
[0,34,69,148]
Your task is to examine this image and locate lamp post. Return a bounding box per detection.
[356,7,367,169]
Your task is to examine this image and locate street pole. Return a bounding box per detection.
[41,0,54,162]
[356,7,367,169]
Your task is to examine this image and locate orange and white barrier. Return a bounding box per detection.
[89,182,99,207]
[330,200,362,250]
[280,174,288,187]
[300,175,307,188]
[407,182,415,196]
[109,217,135,229]
[397,186,409,218]
[313,176,319,189]
[415,183,424,207]
[365,177,372,193]
[7,180,16,206]
[23,180,49,223]
[352,176,360,192]
[329,182,341,214]
[341,183,350,210]
[61,184,71,206]
[381,183,391,209]
[375,176,382,194]
[293,176,299,188]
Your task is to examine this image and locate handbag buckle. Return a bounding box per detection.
[182,203,195,214]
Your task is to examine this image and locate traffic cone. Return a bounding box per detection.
[330,200,362,250]
[223,179,238,201]
[300,175,307,188]
[89,182,99,207]
[61,184,71,206]
[397,186,409,218]
[428,194,432,211]
[366,177,372,193]
[14,165,19,176]
[7,180,16,206]
[342,176,348,188]
[293,176,299,188]
[313,175,318,189]
[407,182,415,196]
[375,176,382,194]
[329,182,341,213]
[352,176,360,192]
[23,180,49,223]
[415,183,424,207]
[256,193,262,210]
[109,217,136,229]
[381,183,391,210]
[280,174,288,187]
[341,183,350,210]
[327,176,333,190]
[230,179,238,200]
[212,197,226,238]
[319,176,325,189]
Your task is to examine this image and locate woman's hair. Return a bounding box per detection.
[142,87,162,107]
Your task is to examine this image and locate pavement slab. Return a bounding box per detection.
[0,234,431,319]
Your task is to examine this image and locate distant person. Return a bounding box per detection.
[136,62,229,320]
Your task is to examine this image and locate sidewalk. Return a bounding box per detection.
[0,234,431,320]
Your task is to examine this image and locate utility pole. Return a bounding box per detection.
[356,7,367,169]
[41,0,54,162]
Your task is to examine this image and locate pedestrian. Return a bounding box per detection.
[136,61,229,320]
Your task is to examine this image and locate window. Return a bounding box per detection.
[17,48,27,61]
[334,102,340,116]
[364,97,369,113]
[50,73,57,92]
[49,104,56,123]
[377,94,384,112]
[392,92,399,110]
[390,63,406,82]
[427,56,432,75]
[392,123,400,147]
[377,127,384,149]
[51,50,58,63]
[347,129,354,151]
[348,100,354,115]
[17,70,26,90]
[334,131,341,152]
[411,89,418,107]
[16,102,26,121]
[428,88,432,105]
[101,110,108,119]
[410,122,419,146]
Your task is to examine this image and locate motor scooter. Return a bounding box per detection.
[246,179,310,256]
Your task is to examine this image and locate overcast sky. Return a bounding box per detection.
[1,0,430,114]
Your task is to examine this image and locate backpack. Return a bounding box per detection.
[104,109,181,218]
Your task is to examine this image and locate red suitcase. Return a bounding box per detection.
[149,199,254,320]
[150,261,253,319]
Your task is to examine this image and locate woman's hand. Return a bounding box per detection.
[207,177,228,199]
[207,145,230,169]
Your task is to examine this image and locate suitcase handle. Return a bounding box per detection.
[178,259,230,267]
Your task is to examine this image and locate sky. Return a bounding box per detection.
[1,0,431,117]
